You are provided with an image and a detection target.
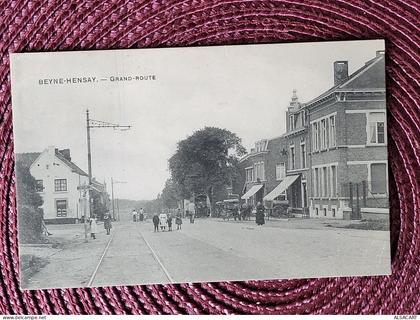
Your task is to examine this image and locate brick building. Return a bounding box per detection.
[236,51,388,221]
[240,136,288,208]
[268,90,310,217]
[307,51,387,219]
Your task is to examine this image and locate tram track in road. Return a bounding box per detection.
[138,232,174,284]
[87,229,116,288]
[87,223,174,287]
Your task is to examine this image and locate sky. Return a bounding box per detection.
[11,39,385,200]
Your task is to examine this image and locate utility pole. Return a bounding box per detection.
[111,178,127,221]
[111,177,115,221]
[85,109,131,241]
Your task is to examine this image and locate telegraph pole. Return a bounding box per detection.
[85,110,92,242]
[111,177,115,221]
[85,109,131,241]
[111,178,127,221]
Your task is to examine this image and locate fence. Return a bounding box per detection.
[341,180,388,220]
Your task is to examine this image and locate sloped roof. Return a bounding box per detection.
[15,152,41,169]
[306,53,385,107]
[54,150,88,176]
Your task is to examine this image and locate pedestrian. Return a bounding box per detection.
[103,212,112,235]
[176,209,183,230]
[90,215,98,239]
[139,208,145,221]
[159,212,168,231]
[132,209,138,222]
[189,202,195,223]
[152,214,159,232]
[167,214,173,231]
[255,202,265,226]
[240,203,247,221]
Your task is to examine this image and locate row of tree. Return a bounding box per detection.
[160,127,246,215]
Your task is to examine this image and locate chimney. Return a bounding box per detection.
[333,61,348,86]
[59,149,71,162]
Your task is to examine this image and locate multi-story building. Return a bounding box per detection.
[307,51,387,219]
[240,136,288,208]
[236,51,387,221]
[17,146,91,224]
[271,90,310,217]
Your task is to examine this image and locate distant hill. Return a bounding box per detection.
[114,198,159,213]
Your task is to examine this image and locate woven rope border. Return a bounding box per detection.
[0,0,419,315]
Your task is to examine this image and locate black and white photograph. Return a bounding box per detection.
[10,39,390,290]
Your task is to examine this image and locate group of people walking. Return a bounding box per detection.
[132,208,145,222]
[152,209,183,232]
[89,212,113,239]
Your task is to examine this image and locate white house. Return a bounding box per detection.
[27,146,90,224]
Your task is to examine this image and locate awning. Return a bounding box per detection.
[241,184,263,200]
[223,198,239,203]
[263,175,300,201]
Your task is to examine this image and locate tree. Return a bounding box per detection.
[168,127,246,215]
[15,160,44,243]
[161,179,181,209]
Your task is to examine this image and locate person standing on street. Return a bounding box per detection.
[103,212,112,235]
[139,208,145,221]
[167,213,173,231]
[189,202,195,223]
[132,209,138,222]
[90,215,98,239]
[152,214,160,232]
[159,211,168,231]
[176,209,183,230]
[255,202,265,226]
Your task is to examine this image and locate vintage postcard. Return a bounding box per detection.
[10,40,390,290]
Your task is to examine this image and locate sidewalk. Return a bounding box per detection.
[209,216,369,231]
[20,222,113,289]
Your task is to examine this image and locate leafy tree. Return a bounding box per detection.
[168,127,246,215]
[161,179,181,209]
[15,160,44,243]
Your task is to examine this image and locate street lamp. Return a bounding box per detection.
[85,109,131,242]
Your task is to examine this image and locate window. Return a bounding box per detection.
[254,162,265,181]
[323,208,327,216]
[289,114,295,131]
[312,123,319,152]
[276,163,286,180]
[371,163,387,194]
[368,112,386,144]
[323,167,328,197]
[332,208,336,217]
[320,119,327,150]
[329,115,336,148]
[289,146,295,170]
[245,168,253,182]
[300,143,306,168]
[54,179,67,192]
[56,199,68,217]
[314,168,319,197]
[301,110,305,127]
[35,180,44,192]
[331,165,337,197]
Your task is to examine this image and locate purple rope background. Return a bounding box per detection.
[0,0,419,315]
